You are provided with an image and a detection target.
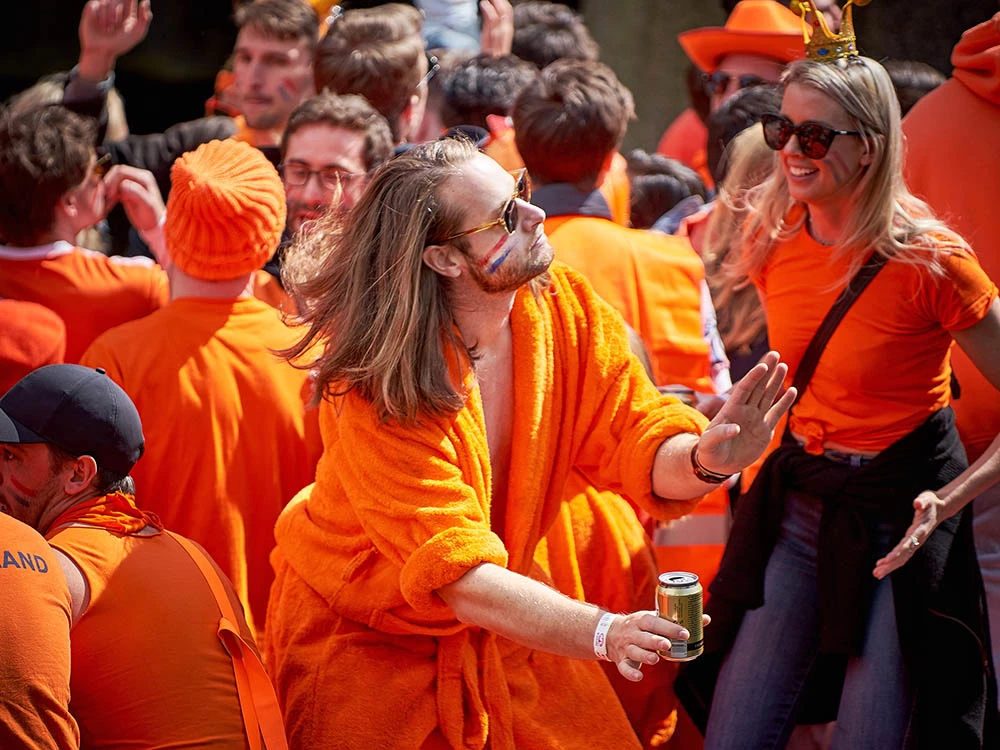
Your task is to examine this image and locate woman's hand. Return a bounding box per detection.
[872,491,944,579]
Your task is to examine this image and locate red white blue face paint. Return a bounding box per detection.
[479,234,516,274]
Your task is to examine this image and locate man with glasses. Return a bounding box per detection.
[263,136,795,747]
[0,105,168,362]
[660,0,805,186]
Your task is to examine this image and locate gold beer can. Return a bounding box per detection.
[656,571,703,661]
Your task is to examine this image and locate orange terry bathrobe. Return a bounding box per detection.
[264,264,709,749]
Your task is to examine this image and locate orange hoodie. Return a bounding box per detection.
[903,12,1000,461]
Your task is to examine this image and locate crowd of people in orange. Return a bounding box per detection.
[2,0,1000,748]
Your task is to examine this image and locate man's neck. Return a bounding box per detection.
[450,288,517,354]
[37,488,105,537]
[169,269,255,302]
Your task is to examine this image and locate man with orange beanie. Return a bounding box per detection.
[0,364,282,747]
[81,139,322,633]
[903,10,1000,701]
[658,0,806,187]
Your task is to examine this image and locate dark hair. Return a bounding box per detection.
[706,83,782,185]
[234,0,320,52]
[48,444,133,496]
[625,149,708,230]
[281,92,394,172]
[513,59,633,187]
[439,54,537,130]
[882,59,946,117]
[0,105,96,246]
[312,3,425,142]
[511,1,599,69]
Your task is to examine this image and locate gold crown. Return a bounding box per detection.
[791,0,871,62]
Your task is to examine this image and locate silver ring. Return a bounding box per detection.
[909,535,920,549]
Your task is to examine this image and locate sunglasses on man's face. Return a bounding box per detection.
[706,71,766,96]
[760,113,863,160]
[442,169,530,242]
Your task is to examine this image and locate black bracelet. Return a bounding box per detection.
[690,442,733,484]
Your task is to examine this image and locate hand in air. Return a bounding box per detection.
[693,351,796,477]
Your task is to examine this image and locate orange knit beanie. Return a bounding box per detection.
[165,139,286,280]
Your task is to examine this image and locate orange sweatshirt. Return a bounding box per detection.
[0,242,167,363]
[543,211,712,392]
[0,299,66,395]
[264,263,708,749]
[47,523,254,748]
[0,514,78,749]
[903,12,1000,461]
[80,296,321,633]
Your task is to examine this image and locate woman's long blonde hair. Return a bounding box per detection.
[741,56,964,285]
[703,123,776,354]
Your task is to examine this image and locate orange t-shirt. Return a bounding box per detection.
[657,107,713,190]
[47,524,251,747]
[0,514,78,750]
[0,242,167,363]
[758,226,997,454]
[545,214,712,391]
[80,296,321,632]
[0,299,66,394]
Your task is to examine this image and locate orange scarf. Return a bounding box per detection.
[46,492,163,537]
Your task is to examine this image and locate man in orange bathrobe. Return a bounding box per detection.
[263,138,796,748]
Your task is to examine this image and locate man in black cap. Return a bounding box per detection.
[0,364,284,747]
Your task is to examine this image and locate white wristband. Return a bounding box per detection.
[593,612,618,662]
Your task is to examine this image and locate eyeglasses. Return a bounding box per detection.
[279,162,366,192]
[441,169,530,242]
[706,71,766,96]
[760,113,863,159]
[93,152,112,180]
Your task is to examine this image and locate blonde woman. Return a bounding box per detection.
[695,55,1000,749]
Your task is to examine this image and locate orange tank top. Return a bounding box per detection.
[48,525,252,748]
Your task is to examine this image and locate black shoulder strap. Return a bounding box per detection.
[790,252,889,404]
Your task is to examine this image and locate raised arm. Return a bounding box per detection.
[651,350,795,500]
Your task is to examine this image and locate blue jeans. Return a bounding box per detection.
[704,491,913,750]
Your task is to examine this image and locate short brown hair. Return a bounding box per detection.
[234,0,319,53]
[512,59,634,187]
[312,4,425,142]
[281,93,394,172]
[511,1,599,69]
[0,105,96,246]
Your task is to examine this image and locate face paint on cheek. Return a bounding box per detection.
[825,151,856,185]
[278,77,299,103]
[9,476,41,502]
[480,235,515,274]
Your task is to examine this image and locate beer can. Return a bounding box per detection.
[655,571,703,661]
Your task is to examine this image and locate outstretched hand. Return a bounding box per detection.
[480,0,514,57]
[78,0,152,81]
[873,491,943,579]
[694,351,796,476]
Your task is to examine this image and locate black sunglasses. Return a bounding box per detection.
[442,169,530,242]
[760,113,863,159]
[706,71,765,96]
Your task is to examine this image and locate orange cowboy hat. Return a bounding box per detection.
[679,0,807,73]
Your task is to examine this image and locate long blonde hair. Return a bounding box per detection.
[741,56,964,285]
[703,124,776,354]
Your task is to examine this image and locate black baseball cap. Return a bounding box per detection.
[0,364,144,476]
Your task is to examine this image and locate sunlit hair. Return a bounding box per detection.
[282,138,545,424]
[235,0,320,53]
[741,56,964,286]
[0,105,95,246]
[703,124,775,355]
